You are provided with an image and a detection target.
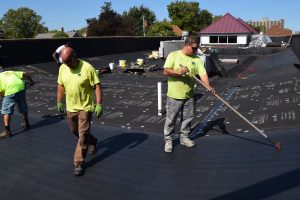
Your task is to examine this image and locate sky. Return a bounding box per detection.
[0,0,299,32]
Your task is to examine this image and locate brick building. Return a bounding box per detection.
[265,25,292,37]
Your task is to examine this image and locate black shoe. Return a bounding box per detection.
[88,138,98,156]
[74,162,85,176]
[21,122,30,130]
[0,130,12,138]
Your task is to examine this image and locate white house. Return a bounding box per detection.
[199,13,257,46]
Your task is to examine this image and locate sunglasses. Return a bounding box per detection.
[190,45,199,51]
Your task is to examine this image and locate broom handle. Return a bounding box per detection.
[188,72,268,138]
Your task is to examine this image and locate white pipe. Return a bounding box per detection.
[157,82,162,116]
[219,58,239,64]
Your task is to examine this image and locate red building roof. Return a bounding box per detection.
[265,25,292,36]
[200,13,257,34]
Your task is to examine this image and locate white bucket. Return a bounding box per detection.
[109,62,115,70]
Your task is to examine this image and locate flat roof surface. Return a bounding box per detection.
[1,49,300,199]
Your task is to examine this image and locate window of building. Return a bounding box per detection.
[209,36,237,44]
[228,36,237,43]
[219,36,227,43]
[210,36,218,43]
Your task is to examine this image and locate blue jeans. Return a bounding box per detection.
[164,97,195,141]
[1,90,28,115]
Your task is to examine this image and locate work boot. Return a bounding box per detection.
[21,122,30,130]
[180,137,195,148]
[0,130,12,138]
[88,138,98,156]
[74,162,85,176]
[164,140,173,153]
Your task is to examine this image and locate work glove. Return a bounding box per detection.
[95,104,103,118]
[57,102,64,113]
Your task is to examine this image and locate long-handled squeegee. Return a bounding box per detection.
[181,65,281,150]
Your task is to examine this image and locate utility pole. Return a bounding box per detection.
[142,15,145,36]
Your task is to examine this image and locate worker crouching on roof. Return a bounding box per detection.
[0,67,34,138]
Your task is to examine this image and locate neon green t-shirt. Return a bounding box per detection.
[0,71,25,96]
[57,60,100,112]
[164,50,207,99]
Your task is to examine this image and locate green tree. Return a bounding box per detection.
[0,7,48,39]
[77,27,87,37]
[198,9,213,31]
[147,20,176,36]
[167,1,213,34]
[86,2,133,36]
[250,24,264,33]
[212,15,222,22]
[53,31,69,38]
[122,5,156,36]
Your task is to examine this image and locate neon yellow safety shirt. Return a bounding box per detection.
[57,60,100,112]
[0,71,25,96]
[164,50,207,99]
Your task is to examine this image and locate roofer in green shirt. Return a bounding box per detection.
[163,35,215,153]
[0,68,34,138]
[57,47,103,176]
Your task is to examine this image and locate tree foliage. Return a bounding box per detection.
[250,24,264,33]
[198,9,213,31]
[147,20,176,36]
[86,2,133,36]
[212,15,222,23]
[167,1,213,34]
[84,1,216,36]
[77,27,87,37]
[122,5,156,36]
[0,7,48,39]
[53,31,69,38]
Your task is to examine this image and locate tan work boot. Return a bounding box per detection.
[180,137,195,148]
[164,140,173,153]
[0,130,12,138]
